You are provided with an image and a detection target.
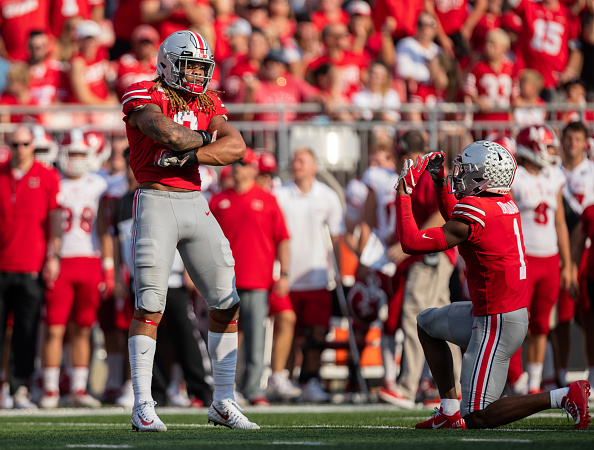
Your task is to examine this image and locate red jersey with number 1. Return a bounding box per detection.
[451,195,528,315]
[122,80,228,190]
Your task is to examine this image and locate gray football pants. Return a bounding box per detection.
[417,302,528,416]
[132,189,240,314]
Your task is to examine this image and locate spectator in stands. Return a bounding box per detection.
[268,0,297,47]
[470,0,504,55]
[244,0,270,31]
[26,30,62,107]
[0,63,39,124]
[509,0,582,102]
[500,11,523,65]
[559,79,594,125]
[140,0,213,44]
[49,0,105,40]
[426,0,487,58]
[372,0,424,42]
[310,63,353,122]
[464,29,515,123]
[346,1,382,62]
[219,18,251,82]
[352,61,401,124]
[115,25,159,100]
[580,5,594,100]
[111,0,145,59]
[52,16,83,63]
[311,0,349,33]
[242,49,321,122]
[0,125,61,409]
[513,69,547,128]
[68,20,117,105]
[274,147,344,403]
[210,148,291,406]
[307,23,367,98]
[225,28,269,103]
[292,14,323,79]
[213,0,240,64]
[0,0,50,61]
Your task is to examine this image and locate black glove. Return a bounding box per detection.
[196,129,213,147]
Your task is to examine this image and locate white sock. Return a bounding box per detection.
[70,366,89,393]
[558,368,568,387]
[526,362,543,391]
[43,366,60,393]
[105,353,124,390]
[550,387,570,408]
[381,333,397,385]
[441,398,460,416]
[208,331,237,403]
[128,335,156,407]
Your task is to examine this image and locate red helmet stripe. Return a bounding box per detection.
[192,31,206,51]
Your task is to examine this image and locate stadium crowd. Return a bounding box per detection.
[0,0,593,423]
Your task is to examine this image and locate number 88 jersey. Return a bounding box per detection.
[511,164,565,257]
[59,172,108,258]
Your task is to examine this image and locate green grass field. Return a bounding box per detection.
[0,405,592,449]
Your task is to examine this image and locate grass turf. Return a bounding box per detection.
[0,406,592,449]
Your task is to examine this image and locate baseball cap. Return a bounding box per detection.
[236,147,259,167]
[264,49,288,65]
[76,20,102,39]
[500,12,522,34]
[346,1,371,17]
[257,151,277,173]
[131,25,160,44]
[227,18,252,37]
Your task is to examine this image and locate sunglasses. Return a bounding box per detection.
[418,20,437,28]
[11,141,32,148]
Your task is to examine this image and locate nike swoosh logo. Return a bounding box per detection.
[139,414,154,426]
[212,404,229,420]
[206,211,211,216]
[141,349,149,354]
[422,233,432,239]
[433,420,448,428]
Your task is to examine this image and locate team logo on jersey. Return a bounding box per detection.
[251,200,264,211]
[28,177,40,189]
[218,199,231,209]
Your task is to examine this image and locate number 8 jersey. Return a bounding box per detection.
[511,164,565,257]
[452,195,528,315]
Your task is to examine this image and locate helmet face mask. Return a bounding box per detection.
[157,31,215,96]
[448,140,517,199]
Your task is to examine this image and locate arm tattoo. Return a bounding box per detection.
[140,112,204,152]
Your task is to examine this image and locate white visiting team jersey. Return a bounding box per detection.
[60,172,108,258]
[361,166,398,244]
[274,180,344,291]
[561,158,594,215]
[512,165,565,257]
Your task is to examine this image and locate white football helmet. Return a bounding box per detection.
[515,125,561,167]
[31,125,59,165]
[58,129,99,177]
[156,30,215,96]
[449,140,517,199]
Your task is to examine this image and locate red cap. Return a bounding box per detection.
[257,151,277,173]
[131,25,160,44]
[239,147,259,167]
[500,12,522,34]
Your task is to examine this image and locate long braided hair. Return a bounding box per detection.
[149,76,223,115]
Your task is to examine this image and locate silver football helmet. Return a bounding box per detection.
[449,140,517,199]
[156,30,215,96]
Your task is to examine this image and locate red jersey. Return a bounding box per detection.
[513,0,580,88]
[115,52,157,99]
[308,51,367,98]
[471,13,501,53]
[49,0,103,37]
[311,10,350,33]
[433,0,468,36]
[0,93,39,123]
[122,80,227,190]
[452,195,529,315]
[141,0,210,42]
[0,160,61,273]
[67,47,110,103]
[373,0,424,40]
[0,0,50,61]
[210,184,290,290]
[29,59,63,106]
[582,204,594,279]
[464,59,516,122]
[113,0,143,42]
[213,15,239,64]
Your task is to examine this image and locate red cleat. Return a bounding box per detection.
[415,407,467,429]
[561,380,591,429]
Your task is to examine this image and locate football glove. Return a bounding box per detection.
[426,151,446,181]
[154,149,197,167]
[397,155,429,194]
[196,129,213,147]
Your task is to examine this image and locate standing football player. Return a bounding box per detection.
[395,141,590,429]
[122,30,258,431]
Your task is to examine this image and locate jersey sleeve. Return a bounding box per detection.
[122,82,155,122]
[207,91,228,120]
[451,197,486,241]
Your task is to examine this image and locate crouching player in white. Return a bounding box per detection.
[122,30,258,431]
[395,142,590,429]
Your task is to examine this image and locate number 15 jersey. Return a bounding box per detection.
[452,195,529,316]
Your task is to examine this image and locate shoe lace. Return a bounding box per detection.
[224,399,249,424]
[562,398,580,423]
[137,401,158,419]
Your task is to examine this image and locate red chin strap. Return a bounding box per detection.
[182,81,204,95]
[209,312,238,325]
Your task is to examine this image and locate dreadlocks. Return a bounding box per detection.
[149,76,223,116]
